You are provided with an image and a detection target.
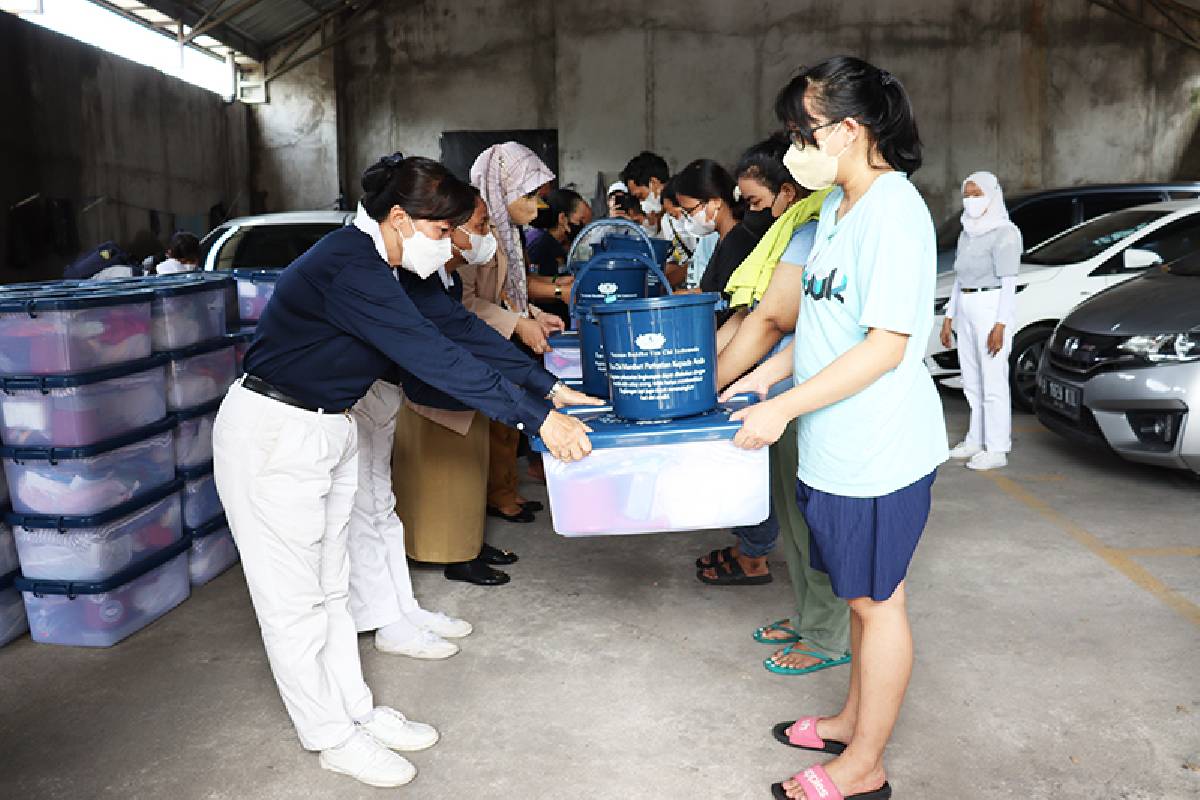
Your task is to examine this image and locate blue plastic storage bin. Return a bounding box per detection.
[225,329,254,374]
[172,398,222,470]
[15,534,192,647]
[0,417,176,516]
[599,233,672,266]
[0,354,168,448]
[543,331,582,381]
[144,274,231,352]
[163,338,238,411]
[186,514,238,587]
[178,461,221,529]
[0,289,154,376]
[531,395,769,536]
[232,269,281,323]
[7,479,183,582]
[593,293,720,420]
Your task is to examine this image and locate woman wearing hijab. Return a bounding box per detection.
[940,171,1022,471]
[466,142,565,525]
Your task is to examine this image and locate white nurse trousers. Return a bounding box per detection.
[346,381,421,633]
[212,380,373,751]
[956,289,1013,453]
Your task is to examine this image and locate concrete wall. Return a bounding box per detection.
[248,31,340,213]
[0,12,250,282]
[328,0,1200,222]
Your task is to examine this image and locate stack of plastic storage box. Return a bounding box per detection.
[0,274,240,646]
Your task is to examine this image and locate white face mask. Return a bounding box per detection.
[783,125,852,191]
[684,203,717,236]
[455,227,498,266]
[962,196,989,218]
[640,191,662,215]
[399,217,452,279]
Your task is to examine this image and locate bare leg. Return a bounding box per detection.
[784,582,910,798]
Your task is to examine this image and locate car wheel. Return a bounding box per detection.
[1009,324,1054,412]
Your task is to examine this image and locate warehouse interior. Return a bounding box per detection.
[0,1,1198,799]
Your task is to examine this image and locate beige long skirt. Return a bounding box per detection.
[393,406,489,564]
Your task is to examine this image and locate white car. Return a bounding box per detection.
[199,211,353,272]
[926,200,1200,409]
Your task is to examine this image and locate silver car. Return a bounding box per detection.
[199,211,352,272]
[1035,250,1200,474]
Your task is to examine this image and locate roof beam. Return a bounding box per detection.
[130,0,264,59]
[265,0,378,82]
[179,0,266,46]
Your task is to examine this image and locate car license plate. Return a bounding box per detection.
[1038,376,1082,420]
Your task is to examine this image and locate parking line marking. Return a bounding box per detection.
[985,474,1200,627]
[1118,547,1200,558]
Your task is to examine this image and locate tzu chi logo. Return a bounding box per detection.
[635,332,666,351]
[598,282,619,303]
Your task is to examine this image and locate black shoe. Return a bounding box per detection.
[480,542,519,566]
[444,559,510,586]
[486,505,535,523]
[519,500,544,513]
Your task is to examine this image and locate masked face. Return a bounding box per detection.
[640,191,662,215]
[455,226,498,266]
[683,201,717,236]
[963,196,989,218]
[398,217,453,279]
[783,122,853,191]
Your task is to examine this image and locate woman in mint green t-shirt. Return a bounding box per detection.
[724,56,948,800]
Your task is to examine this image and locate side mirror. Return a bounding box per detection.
[1123,248,1162,271]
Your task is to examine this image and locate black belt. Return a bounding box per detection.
[960,286,1001,293]
[241,374,348,415]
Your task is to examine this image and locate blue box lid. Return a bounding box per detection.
[141,273,234,298]
[177,460,214,482]
[231,268,282,282]
[14,533,192,596]
[547,331,580,348]
[172,396,223,423]
[0,352,168,391]
[184,513,227,541]
[4,477,183,531]
[0,416,175,462]
[162,336,236,361]
[0,287,155,314]
[225,330,254,345]
[531,394,757,452]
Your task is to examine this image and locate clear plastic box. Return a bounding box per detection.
[148,277,229,351]
[226,330,253,374]
[179,462,221,529]
[164,340,237,411]
[233,270,280,323]
[544,332,582,380]
[532,398,769,537]
[0,522,18,575]
[0,580,27,647]
[187,515,238,586]
[0,467,8,508]
[7,480,183,581]
[16,536,191,647]
[0,354,168,447]
[0,419,176,516]
[0,290,153,376]
[173,398,220,469]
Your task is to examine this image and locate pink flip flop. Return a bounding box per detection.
[772,717,847,754]
[770,765,892,800]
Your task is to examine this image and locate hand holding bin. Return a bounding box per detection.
[531,395,769,536]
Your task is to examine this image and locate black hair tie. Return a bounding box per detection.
[382,152,405,169]
[879,70,895,86]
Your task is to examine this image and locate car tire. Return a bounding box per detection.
[1010,324,1055,412]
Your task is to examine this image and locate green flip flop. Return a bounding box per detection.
[764,644,852,676]
[753,619,803,645]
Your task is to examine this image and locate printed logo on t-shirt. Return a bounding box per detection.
[802,265,847,304]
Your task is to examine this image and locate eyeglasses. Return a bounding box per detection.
[788,119,842,148]
[680,199,706,216]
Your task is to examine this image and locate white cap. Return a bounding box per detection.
[607,181,628,195]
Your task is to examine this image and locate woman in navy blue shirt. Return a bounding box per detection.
[212,154,593,789]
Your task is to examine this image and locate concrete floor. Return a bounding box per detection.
[0,392,1197,800]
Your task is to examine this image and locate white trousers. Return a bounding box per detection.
[956,290,1013,453]
[346,381,421,633]
[213,381,373,751]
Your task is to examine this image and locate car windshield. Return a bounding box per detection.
[1023,209,1167,266]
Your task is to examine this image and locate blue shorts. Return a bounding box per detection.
[795,471,937,602]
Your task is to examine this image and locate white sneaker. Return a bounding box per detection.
[949,440,984,460]
[966,451,1007,471]
[407,608,473,639]
[358,706,439,752]
[319,730,416,787]
[375,627,459,660]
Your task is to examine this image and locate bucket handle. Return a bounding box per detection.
[568,221,673,314]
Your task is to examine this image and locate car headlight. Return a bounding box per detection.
[1117,331,1200,363]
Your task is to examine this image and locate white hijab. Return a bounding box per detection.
[960,171,1011,237]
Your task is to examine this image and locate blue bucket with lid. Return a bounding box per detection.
[592,293,720,420]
